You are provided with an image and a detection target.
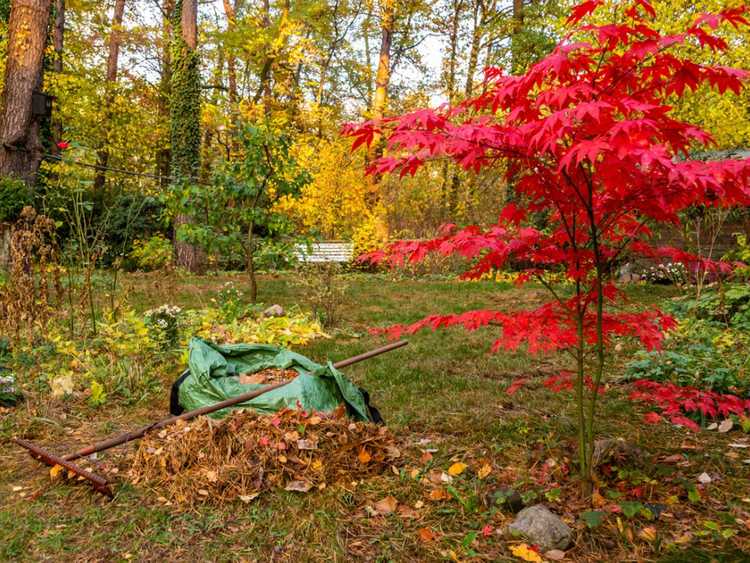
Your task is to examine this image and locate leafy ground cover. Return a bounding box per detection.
[1,273,749,562]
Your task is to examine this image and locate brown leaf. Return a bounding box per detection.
[420,451,433,464]
[718,419,733,433]
[592,490,606,508]
[374,495,398,514]
[428,488,450,501]
[397,504,419,519]
[285,480,313,493]
[544,549,566,560]
[297,439,317,450]
[638,526,657,542]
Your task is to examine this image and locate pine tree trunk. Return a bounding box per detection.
[0,0,52,186]
[93,0,126,197]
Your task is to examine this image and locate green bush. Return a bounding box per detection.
[0,176,31,222]
[625,285,750,394]
[129,234,173,271]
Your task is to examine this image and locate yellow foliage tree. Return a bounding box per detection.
[277,135,371,240]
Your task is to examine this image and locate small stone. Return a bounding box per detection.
[507,504,572,552]
[262,304,285,317]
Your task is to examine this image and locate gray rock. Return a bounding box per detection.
[262,304,285,317]
[507,504,572,552]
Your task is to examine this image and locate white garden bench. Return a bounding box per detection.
[294,241,354,263]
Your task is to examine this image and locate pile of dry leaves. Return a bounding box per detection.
[129,407,401,506]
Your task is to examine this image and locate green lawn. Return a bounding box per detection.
[1,273,748,561]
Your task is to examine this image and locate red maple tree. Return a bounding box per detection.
[344,0,750,492]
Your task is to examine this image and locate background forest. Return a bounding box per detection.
[1,0,747,275]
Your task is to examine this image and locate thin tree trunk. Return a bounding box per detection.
[50,0,65,155]
[366,0,394,209]
[0,0,53,186]
[93,0,126,197]
[156,0,174,188]
[464,0,482,98]
[511,0,524,74]
[221,0,239,155]
[440,0,462,215]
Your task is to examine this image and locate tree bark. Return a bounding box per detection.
[156,0,174,188]
[365,0,394,209]
[221,0,239,155]
[50,0,65,154]
[511,0,524,74]
[0,0,53,185]
[93,0,126,196]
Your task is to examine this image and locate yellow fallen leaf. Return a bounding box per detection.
[312,459,324,472]
[639,526,657,542]
[510,543,543,562]
[592,490,606,508]
[478,463,492,479]
[49,465,64,480]
[448,462,467,476]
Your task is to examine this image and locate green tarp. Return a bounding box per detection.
[176,337,372,421]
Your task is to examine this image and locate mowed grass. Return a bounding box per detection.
[1,273,748,562]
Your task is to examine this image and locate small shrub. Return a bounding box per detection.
[129,234,173,271]
[144,304,183,349]
[293,262,348,327]
[0,177,31,222]
[640,262,688,286]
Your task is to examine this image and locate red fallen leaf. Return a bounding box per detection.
[644,412,662,424]
[482,524,493,537]
[57,140,70,150]
[418,527,437,542]
[271,416,281,428]
[259,436,270,447]
[670,414,700,432]
[506,378,527,395]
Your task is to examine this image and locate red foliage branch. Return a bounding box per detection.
[631,380,750,431]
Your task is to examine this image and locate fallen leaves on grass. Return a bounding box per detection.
[374,495,398,514]
[130,407,400,506]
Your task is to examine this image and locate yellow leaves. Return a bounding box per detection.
[510,543,543,562]
[49,464,64,480]
[638,526,657,542]
[428,488,450,501]
[477,463,492,480]
[448,462,467,476]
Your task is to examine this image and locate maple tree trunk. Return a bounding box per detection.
[50,0,65,155]
[441,0,461,216]
[0,0,52,186]
[93,0,126,197]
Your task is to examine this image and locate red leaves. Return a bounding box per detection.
[56,140,70,150]
[506,378,527,396]
[567,0,603,25]
[643,412,661,424]
[629,380,750,431]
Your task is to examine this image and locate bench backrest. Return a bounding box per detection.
[294,241,354,263]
